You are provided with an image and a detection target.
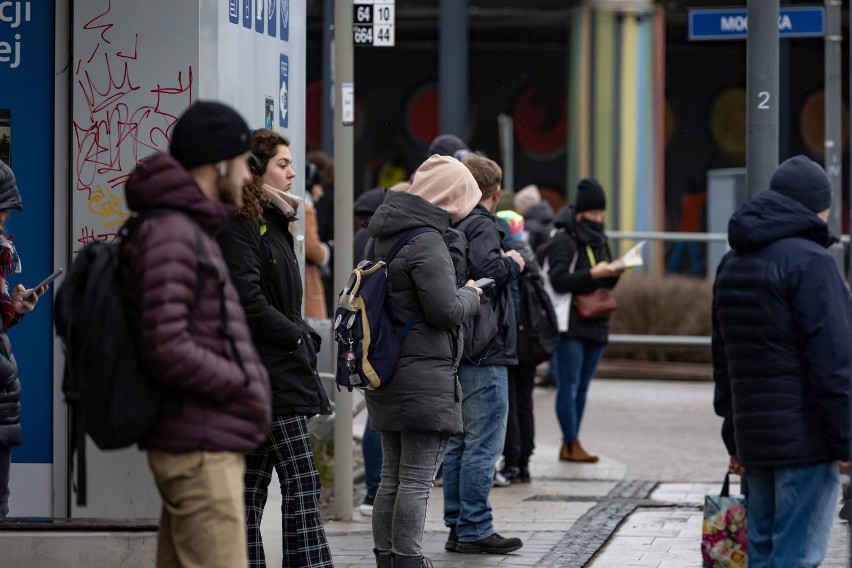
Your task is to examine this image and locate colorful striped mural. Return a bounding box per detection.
[567,4,663,246]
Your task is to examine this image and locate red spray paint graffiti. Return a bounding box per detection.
[72,0,193,228]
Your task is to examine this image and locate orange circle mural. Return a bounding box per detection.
[709,87,747,161]
[800,91,849,159]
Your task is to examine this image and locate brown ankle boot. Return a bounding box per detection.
[559,440,599,463]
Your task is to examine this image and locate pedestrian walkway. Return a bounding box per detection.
[259,379,850,567]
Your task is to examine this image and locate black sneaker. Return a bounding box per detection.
[444,526,458,552]
[518,465,531,483]
[535,374,557,388]
[498,466,520,483]
[456,532,523,554]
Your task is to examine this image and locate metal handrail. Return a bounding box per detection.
[601,231,724,348]
[602,230,849,347]
[608,229,851,244]
[609,334,711,347]
[607,230,727,243]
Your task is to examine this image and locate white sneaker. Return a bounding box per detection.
[358,494,375,516]
[493,471,511,487]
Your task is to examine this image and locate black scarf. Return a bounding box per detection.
[574,219,607,248]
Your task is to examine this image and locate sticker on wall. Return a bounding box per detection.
[255,0,264,33]
[243,0,252,28]
[229,0,239,24]
[342,83,355,126]
[800,91,849,159]
[280,0,290,41]
[267,0,277,37]
[279,54,289,128]
[0,109,10,165]
[265,96,274,129]
[709,87,746,161]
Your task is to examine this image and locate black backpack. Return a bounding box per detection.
[54,210,222,505]
[516,270,560,366]
[444,223,498,364]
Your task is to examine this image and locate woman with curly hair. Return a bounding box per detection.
[218,129,333,568]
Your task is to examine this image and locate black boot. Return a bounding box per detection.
[392,553,434,567]
[373,548,392,568]
[445,526,458,551]
[456,532,524,554]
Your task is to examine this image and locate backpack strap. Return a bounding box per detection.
[367,226,437,263]
[368,226,438,339]
[129,210,248,380]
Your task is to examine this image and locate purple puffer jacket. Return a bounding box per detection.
[120,153,271,453]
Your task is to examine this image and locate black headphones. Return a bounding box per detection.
[248,152,266,176]
[248,129,268,176]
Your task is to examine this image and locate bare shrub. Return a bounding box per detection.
[606,275,712,363]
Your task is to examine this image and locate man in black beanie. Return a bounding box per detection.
[120,100,272,568]
[713,155,849,567]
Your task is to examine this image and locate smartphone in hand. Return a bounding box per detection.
[24,268,63,301]
[473,277,496,293]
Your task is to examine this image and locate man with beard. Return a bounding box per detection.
[120,101,272,568]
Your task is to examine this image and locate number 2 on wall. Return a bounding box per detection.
[757,91,770,110]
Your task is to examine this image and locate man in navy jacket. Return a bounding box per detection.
[713,155,850,568]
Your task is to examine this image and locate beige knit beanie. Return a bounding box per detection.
[513,184,541,215]
[408,155,482,222]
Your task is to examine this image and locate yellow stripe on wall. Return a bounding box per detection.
[593,11,615,224]
[577,6,591,179]
[619,14,638,235]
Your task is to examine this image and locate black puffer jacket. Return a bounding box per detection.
[458,205,520,367]
[544,206,618,344]
[0,165,24,447]
[0,327,21,447]
[364,191,480,434]
[219,202,332,418]
[713,190,850,468]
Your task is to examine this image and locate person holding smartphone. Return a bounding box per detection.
[0,160,48,517]
[366,154,482,568]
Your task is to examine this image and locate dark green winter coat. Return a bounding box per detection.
[364,191,480,435]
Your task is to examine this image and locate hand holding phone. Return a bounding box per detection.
[24,268,63,301]
[473,277,496,293]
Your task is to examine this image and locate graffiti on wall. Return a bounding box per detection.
[72,0,194,246]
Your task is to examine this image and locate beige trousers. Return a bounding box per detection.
[147,450,248,568]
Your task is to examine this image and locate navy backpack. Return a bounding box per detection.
[334,227,436,391]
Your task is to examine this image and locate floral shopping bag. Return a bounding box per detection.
[702,472,748,568]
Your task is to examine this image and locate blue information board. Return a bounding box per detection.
[689,7,825,41]
[0,2,55,464]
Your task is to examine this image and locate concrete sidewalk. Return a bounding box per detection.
[258,380,850,567]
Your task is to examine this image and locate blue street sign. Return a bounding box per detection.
[255,0,264,34]
[268,0,277,37]
[279,54,289,128]
[689,7,825,41]
[243,0,252,29]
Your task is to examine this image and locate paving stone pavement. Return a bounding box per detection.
[257,380,851,567]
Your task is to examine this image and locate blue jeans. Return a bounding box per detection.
[373,431,448,557]
[363,418,383,497]
[555,337,604,443]
[747,462,840,568]
[443,365,509,542]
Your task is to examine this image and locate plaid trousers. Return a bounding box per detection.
[245,414,333,568]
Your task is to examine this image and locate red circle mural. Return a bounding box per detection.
[405,83,440,149]
[513,83,567,158]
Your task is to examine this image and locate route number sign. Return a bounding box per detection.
[353,0,395,47]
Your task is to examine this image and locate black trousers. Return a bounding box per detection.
[503,362,537,467]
